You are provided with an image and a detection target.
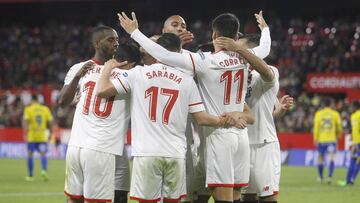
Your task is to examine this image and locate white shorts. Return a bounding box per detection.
[115,148,130,191]
[64,146,115,202]
[206,128,250,187]
[130,156,187,202]
[242,142,281,197]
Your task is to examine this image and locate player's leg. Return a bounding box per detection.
[350,146,360,184]
[317,143,326,182]
[206,129,239,203]
[64,146,85,203]
[233,130,252,203]
[25,142,35,181]
[338,147,357,186]
[82,148,115,203]
[129,156,162,203]
[114,149,131,203]
[163,157,187,203]
[38,142,49,181]
[326,143,337,183]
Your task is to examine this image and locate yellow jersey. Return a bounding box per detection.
[351,110,360,145]
[23,103,53,142]
[313,107,342,143]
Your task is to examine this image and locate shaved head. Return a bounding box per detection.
[162,15,187,34]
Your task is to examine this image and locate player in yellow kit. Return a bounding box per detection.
[338,100,360,186]
[313,98,342,183]
[23,94,54,181]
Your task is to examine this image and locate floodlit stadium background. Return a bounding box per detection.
[0,0,359,202]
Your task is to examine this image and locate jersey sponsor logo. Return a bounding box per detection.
[263,186,270,192]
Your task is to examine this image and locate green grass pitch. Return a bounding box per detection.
[0,159,359,203]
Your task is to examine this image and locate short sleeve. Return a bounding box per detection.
[259,65,279,87]
[110,66,139,95]
[23,107,30,121]
[188,80,205,113]
[64,63,83,85]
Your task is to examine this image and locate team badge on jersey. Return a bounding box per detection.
[122,72,128,77]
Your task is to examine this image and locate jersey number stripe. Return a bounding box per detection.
[82,81,115,118]
[145,86,179,125]
[220,69,245,105]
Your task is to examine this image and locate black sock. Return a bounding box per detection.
[114,190,128,203]
[234,199,241,203]
[215,201,233,203]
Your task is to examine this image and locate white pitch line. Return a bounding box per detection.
[0,192,63,197]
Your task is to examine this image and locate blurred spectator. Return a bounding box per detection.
[0,17,359,132]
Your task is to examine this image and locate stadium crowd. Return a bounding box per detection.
[0,17,359,132]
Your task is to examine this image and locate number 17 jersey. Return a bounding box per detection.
[111,64,205,159]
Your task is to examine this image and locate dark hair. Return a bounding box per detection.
[91,25,114,45]
[323,97,332,107]
[353,100,360,109]
[196,41,214,52]
[31,94,38,101]
[114,41,141,64]
[157,33,181,52]
[239,33,261,48]
[212,13,239,38]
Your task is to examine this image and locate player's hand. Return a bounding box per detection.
[254,10,268,31]
[215,37,246,52]
[71,91,81,105]
[177,31,194,46]
[219,114,236,128]
[104,59,128,70]
[235,118,247,129]
[75,61,95,79]
[279,95,294,111]
[118,12,138,34]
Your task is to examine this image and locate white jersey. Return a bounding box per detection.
[66,63,130,155]
[245,65,279,144]
[111,63,205,158]
[131,29,249,115]
[64,60,92,85]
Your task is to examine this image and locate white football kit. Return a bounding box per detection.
[131,29,252,187]
[64,61,130,202]
[242,65,281,197]
[111,63,205,201]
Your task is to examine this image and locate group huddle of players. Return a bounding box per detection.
[59,10,293,203]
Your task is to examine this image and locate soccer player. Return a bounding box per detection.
[61,25,139,203]
[338,100,360,186]
[215,33,292,203]
[313,97,343,184]
[96,33,246,203]
[162,15,194,47]
[23,94,53,182]
[118,12,272,203]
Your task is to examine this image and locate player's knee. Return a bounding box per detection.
[114,190,128,203]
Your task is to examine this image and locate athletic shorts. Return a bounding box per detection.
[242,142,281,197]
[354,144,360,157]
[115,148,131,191]
[317,142,337,156]
[130,156,186,202]
[206,128,250,187]
[27,142,48,154]
[64,146,115,202]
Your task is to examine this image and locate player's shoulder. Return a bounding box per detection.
[69,60,92,71]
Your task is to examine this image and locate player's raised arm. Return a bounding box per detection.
[96,59,129,98]
[251,10,271,59]
[215,37,274,82]
[58,61,94,107]
[118,12,196,73]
